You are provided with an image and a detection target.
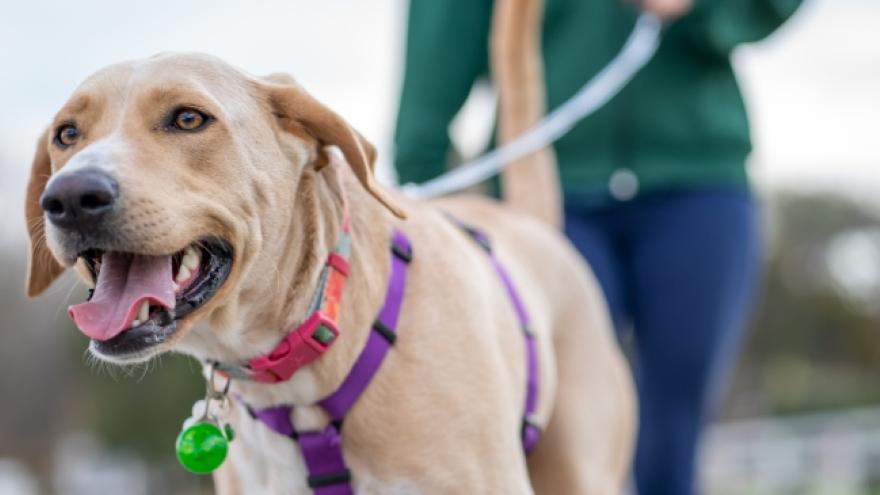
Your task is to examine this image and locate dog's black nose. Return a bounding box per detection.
[40,168,119,230]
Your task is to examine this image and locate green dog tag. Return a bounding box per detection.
[175,422,228,474]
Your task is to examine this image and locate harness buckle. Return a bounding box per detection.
[307,469,352,489]
[521,416,541,454]
[391,242,412,264]
[248,312,340,384]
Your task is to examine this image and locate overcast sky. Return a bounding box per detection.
[1,0,878,246]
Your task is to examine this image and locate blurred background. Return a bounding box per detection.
[0,0,878,494]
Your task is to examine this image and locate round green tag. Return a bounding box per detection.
[175,422,228,474]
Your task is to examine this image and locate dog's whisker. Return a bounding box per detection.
[53,277,81,322]
[135,361,151,383]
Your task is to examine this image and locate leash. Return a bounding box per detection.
[401,13,662,200]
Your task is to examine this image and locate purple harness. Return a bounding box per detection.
[248,225,540,494]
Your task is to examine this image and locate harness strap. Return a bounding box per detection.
[482,239,541,452]
[319,229,411,421]
[247,221,540,495]
[246,405,351,495]
[248,229,411,494]
[248,404,296,436]
[452,218,541,454]
[299,425,352,495]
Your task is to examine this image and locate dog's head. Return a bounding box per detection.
[25,53,403,364]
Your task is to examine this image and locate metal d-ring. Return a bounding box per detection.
[208,362,231,399]
[193,363,231,424]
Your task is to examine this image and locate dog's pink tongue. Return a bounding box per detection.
[68,253,176,341]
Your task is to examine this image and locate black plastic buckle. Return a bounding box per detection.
[373,319,397,345]
[246,404,299,440]
[443,212,492,252]
[391,241,413,264]
[463,225,492,253]
[308,469,352,489]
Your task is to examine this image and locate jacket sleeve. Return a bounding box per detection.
[672,0,804,57]
[393,0,493,185]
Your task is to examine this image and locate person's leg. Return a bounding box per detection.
[625,189,761,495]
[562,202,628,328]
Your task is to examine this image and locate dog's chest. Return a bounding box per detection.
[226,415,310,494]
[225,406,421,495]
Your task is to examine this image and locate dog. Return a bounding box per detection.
[25,21,634,495]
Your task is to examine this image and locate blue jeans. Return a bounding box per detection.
[564,187,761,495]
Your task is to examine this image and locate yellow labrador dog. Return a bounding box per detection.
[25,47,633,495]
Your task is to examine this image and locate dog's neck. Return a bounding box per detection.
[184,156,394,412]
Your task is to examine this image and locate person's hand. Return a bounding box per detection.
[638,0,693,19]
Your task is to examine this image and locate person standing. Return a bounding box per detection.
[393,0,802,493]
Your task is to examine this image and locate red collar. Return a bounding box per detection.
[215,213,352,384]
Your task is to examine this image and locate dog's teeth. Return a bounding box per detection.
[132,319,142,327]
[182,251,200,271]
[138,301,150,322]
[177,265,191,283]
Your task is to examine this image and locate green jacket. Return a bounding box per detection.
[393,0,802,201]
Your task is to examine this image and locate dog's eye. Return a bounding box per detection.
[55,124,79,147]
[172,109,208,131]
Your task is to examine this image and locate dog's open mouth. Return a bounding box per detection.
[68,238,232,360]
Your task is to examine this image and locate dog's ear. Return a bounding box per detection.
[25,128,66,297]
[258,78,406,219]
